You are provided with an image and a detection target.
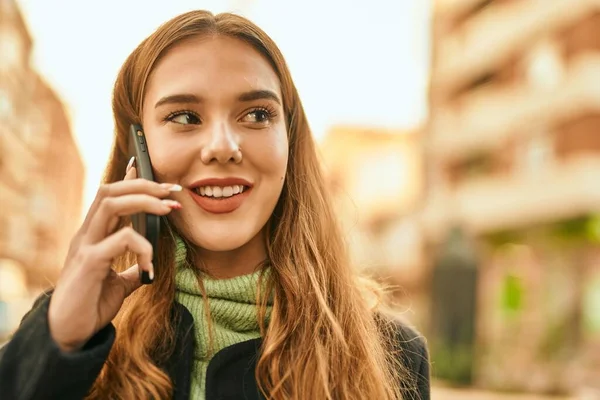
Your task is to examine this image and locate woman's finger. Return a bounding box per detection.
[118,264,143,298]
[79,157,135,233]
[79,178,182,237]
[89,226,155,279]
[124,162,137,181]
[84,194,181,244]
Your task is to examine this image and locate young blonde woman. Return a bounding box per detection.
[0,10,430,400]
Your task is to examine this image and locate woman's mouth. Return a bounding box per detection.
[192,185,248,198]
[188,184,252,214]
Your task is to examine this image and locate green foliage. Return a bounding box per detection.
[430,341,474,384]
[482,214,600,249]
[501,274,523,314]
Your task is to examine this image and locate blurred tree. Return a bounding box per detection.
[430,225,479,385]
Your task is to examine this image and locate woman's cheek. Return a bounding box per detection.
[147,138,195,183]
[251,128,289,172]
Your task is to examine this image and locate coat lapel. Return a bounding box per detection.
[163,303,195,400]
[164,302,265,400]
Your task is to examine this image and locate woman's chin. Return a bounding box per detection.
[188,232,258,253]
[174,219,267,256]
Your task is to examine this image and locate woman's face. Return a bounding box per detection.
[142,36,288,254]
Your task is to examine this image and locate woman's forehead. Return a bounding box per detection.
[144,36,282,105]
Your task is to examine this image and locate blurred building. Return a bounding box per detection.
[423,0,600,395]
[0,0,84,339]
[319,126,429,325]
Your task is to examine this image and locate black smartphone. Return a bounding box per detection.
[128,124,160,284]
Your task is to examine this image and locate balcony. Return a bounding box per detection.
[420,156,600,239]
[432,0,600,98]
[428,53,600,159]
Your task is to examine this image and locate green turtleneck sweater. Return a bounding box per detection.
[173,238,272,400]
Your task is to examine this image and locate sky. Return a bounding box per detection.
[16,0,430,214]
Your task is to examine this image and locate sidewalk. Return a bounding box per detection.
[432,386,577,400]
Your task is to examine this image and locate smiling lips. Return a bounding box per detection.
[188,178,252,214]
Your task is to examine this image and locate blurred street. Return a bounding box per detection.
[433,386,577,400]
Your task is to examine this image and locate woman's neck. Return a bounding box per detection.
[192,230,267,279]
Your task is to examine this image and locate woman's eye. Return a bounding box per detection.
[242,109,271,124]
[169,112,200,125]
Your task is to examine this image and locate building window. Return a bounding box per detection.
[20,108,45,146]
[0,259,27,300]
[0,28,24,71]
[449,152,494,185]
[517,131,554,176]
[524,40,564,91]
[470,0,494,15]
[0,89,13,119]
[6,214,34,259]
[29,188,53,228]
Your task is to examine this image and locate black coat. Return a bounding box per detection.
[0,293,430,399]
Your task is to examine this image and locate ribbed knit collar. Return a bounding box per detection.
[173,235,272,399]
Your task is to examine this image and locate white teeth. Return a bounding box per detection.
[196,185,246,198]
[212,187,223,198]
[222,186,233,197]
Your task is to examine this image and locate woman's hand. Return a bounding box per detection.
[48,160,182,352]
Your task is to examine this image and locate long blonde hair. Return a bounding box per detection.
[88,10,411,399]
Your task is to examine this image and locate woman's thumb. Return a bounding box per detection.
[119,264,143,297]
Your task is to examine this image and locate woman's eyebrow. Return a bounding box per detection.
[238,89,281,105]
[155,93,201,109]
[155,89,281,109]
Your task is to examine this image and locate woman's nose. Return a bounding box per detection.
[200,122,242,164]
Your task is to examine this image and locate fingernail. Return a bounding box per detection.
[162,199,182,209]
[160,183,182,192]
[126,156,135,172]
[149,265,154,281]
